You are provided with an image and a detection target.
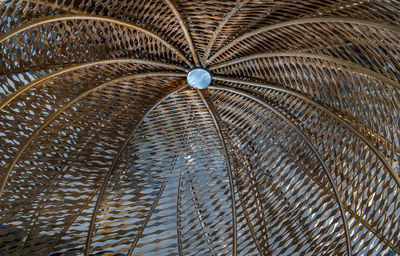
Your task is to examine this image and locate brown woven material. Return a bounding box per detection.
[0,0,400,255]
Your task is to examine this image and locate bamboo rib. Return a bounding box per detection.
[163,0,199,65]
[206,17,400,64]
[0,72,186,201]
[84,85,187,255]
[202,0,250,63]
[198,91,238,256]
[0,59,185,112]
[211,75,400,188]
[211,52,400,90]
[209,85,353,256]
[0,14,192,66]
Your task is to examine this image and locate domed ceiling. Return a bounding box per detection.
[0,0,399,255]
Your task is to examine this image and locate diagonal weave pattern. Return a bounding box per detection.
[0,0,400,255]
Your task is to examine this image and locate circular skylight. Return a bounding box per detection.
[187,68,211,89]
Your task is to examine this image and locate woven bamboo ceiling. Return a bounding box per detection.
[1,0,400,255]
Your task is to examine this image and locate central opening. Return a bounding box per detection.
[187,68,212,89]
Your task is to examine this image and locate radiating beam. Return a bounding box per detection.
[211,52,400,90]
[292,151,400,254]
[84,84,187,255]
[208,85,352,256]
[237,175,266,255]
[198,91,238,256]
[0,72,186,202]
[177,172,184,256]
[202,0,250,63]
[44,185,100,255]
[0,58,185,113]
[163,0,199,65]
[0,14,192,66]
[18,0,198,65]
[43,108,148,255]
[211,75,400,188]
[126,183,166,256]
[233,148,270,254]
[174,126,217,255]
[206,17,400,64]
[16,171,66,254]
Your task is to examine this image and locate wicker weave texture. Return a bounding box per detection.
[0,0,400,255]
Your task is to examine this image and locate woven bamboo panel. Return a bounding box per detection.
[0,0,399,255]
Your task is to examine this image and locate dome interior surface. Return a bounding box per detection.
[0,0,400,255]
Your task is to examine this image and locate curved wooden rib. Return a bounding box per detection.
[279,138,400,254]
[1,63,78,75]
[211,52,400,90]
[198,91,237,256]
[0,59,185,112]
[206,17,400,64]
[18,131,105,254]
[0,14,192,66]
[176,132,216,254]
[0,72,186,201]
[187,184,217,255]
[176,172,184,256]
[18,0,197,65]
[126,183,167,256]
[224,130,267,254]
[43,108,151,255]
[237,153,270,255]
[84,84,187,255]
[208,85,352,256]
[16,172,66,254]
[212,75,400,188]
[237,191,265,255]
[232,143,270,255]
[44,186,100,255]
[163,0,199,65]
[202,0,250,63]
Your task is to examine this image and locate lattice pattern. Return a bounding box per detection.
[0,0,399,255]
